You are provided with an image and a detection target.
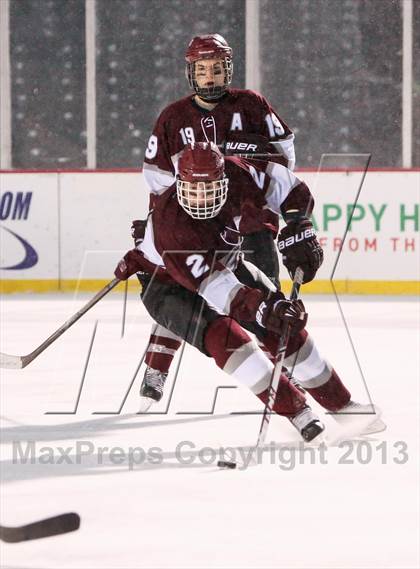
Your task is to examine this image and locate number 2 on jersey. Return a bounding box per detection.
[186,254,210,278]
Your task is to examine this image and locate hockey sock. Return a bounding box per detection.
[256,338,276,364]
[144,324,182,373]
[261,331,351,411]
[204,317,306,416]
[304,370,351,412]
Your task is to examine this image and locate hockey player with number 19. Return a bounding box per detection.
[138,33,296,405]
[116,143,385,438]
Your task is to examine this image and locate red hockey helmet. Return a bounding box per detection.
[185,34,233,101]
[177,142,228,219]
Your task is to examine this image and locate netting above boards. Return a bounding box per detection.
[8,0,415,169]
[95,0,245,167]
[10,0,86,168]
[260,0,403,168]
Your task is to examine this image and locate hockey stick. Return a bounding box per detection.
[0,278,121,369]
[254,266,304,451]
[218,267,304,470]
[0,512,80,543]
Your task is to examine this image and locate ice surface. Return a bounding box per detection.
[0,292,419,568]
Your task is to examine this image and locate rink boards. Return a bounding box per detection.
[0,169,419,294]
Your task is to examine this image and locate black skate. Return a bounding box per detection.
[139,367,168,412]
[289,405,325,442]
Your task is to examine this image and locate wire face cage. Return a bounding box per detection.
[176,178,229,219]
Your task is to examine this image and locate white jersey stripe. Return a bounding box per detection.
[143,162,175,195]
[270,135,296,171]
[264,161,300,212]
[139,217,166,267]
[199,268,244,315]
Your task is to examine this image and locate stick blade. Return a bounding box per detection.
[0,512,80,543]
[0,352,25,369]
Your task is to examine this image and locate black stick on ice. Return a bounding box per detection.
[0,512,80,543]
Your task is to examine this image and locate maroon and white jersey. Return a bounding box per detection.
[138,157,311,315]
[143,89,295,200]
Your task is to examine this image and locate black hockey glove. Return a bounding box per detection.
[278,214,323,284]
[256,292,308,336]
[131,219,147,246]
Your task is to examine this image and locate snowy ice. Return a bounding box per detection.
[0,291,419,568]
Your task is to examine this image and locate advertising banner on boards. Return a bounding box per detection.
[0,170,418,293]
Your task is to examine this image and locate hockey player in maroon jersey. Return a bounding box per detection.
[137,33,297,407]
[117,143,384,438]
[142,34,295,198]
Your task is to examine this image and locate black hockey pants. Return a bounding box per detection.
[138,260,275,355]
[242,229,280,287]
